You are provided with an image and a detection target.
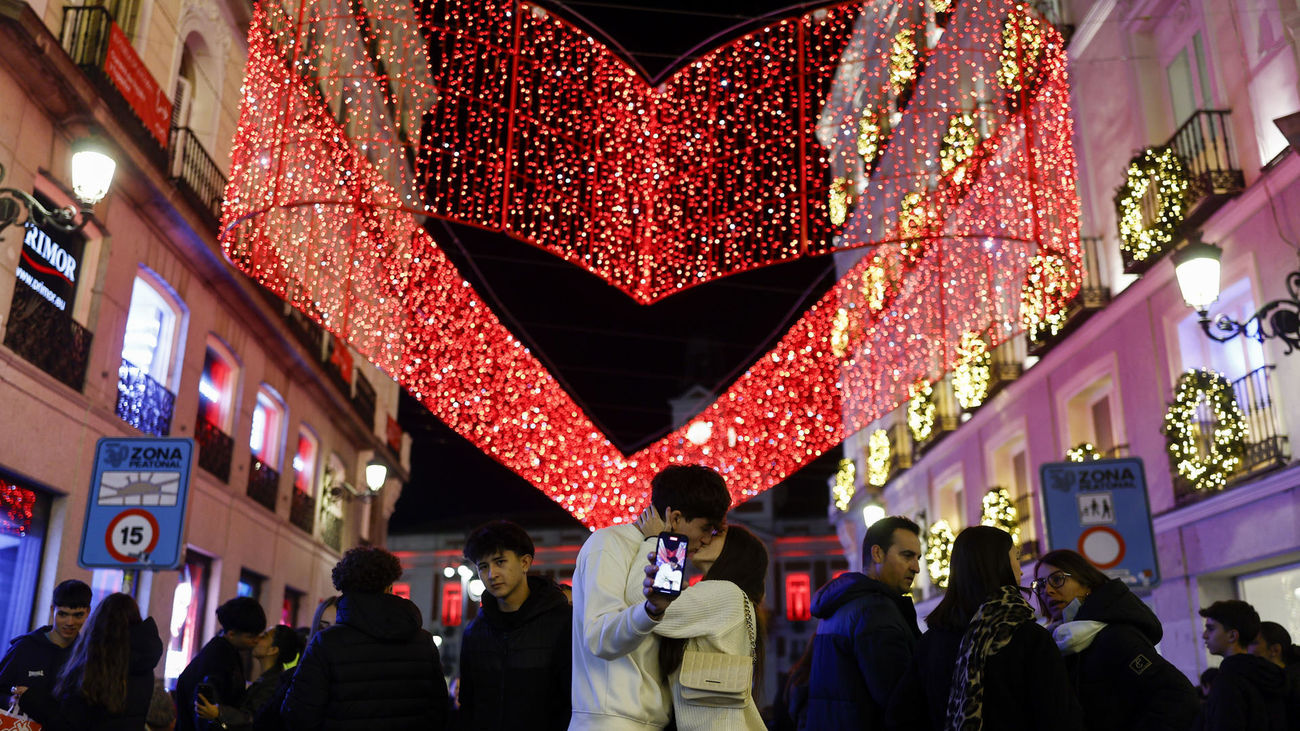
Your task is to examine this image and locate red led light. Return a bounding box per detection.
[222,0,1079,529]
[785,572,812,621]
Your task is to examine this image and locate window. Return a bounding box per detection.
[0,478,51,647]
[164,550,211,688]
[441,581,463,627]
[237,569,264,601]
[198,340,238,431]
[1063,370,1124,457]
[990,436,1037,552]
[785,573,812,621]
[121,271,185,388]
[91,569,125,607]
[282,586,304,627]
[293,427,319,494]
[934,472,964,530]
[1238,563,1300,642]
[250,386,286,468]
[1165,32,1213,128]
[171,31,222,147]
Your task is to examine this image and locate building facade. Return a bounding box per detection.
[831,0,1300,681]
[0,0,409,685]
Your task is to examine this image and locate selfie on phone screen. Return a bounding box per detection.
[653,534,687,594]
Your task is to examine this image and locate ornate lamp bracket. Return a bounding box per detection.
[1198,269,1300,355]
[0,163,91,236]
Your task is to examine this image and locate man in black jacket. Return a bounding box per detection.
[457,521,571,730]
[281,546,449,730]
[176,596,267,731]
[807,516,922,729]
[1198,599,1288,731]
[0,579,90,725]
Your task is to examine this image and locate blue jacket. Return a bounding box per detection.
[805,573,920,730]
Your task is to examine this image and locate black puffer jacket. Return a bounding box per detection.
[1063,580,1200,730]
[281,593,449,731]
[1195,653,1288,731]
[48,617,164,731]
[806,573,921,729]
[457,577,571,730]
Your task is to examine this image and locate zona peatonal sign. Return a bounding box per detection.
[79,437,195,570]
[1039,457,1160,590]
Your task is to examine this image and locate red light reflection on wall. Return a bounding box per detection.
[785,573,812,621]
[441,581,463,627]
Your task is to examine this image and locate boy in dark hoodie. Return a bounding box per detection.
[0,579,91,725]
[1198,600,1288,731]
[457,520,571,730]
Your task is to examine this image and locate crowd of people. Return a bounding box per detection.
[1,463,1296,730]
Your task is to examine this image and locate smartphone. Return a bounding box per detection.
[651,532,689,596]
[195,681,217,704]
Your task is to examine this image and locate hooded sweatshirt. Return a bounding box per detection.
[1052,579,1200,731]
[0,625,70,725]
[805,572,920,730]
[458,576,572,730]
[1197,653,1288,731]
[280,592,449,731]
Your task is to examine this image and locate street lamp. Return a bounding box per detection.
[364,457,388,492]
[1172,238,1300,355]
[0,138,116,235]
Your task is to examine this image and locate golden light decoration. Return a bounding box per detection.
[829,175,852,226]
[952,331,991,410]
[981,487,1020,544]
[1066,442,1101,462]
[857,106,885,166]
[997,5,1046,93]
[833,458,857,511]
[1116,147,1191,264]
[867,428,891,487]
[1021,253,1079,341]
[1162,369,1248,492]
[831,307,851,358]
[899,191,928,240]
[941,113,979,181]
[862,256,890,313]
[931,0,955,12]
[925,519,955,589]
[907,380,936,443]
[890,27,919,94]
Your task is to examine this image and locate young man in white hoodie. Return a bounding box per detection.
[568,464,731,730]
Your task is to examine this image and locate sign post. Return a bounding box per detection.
[1039,457,1160,590]
[79,437,195,570]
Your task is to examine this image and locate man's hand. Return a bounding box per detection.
[633,506,666,539]
[8,685,27,708]
[641,553,677,618]
[196,693,220,720]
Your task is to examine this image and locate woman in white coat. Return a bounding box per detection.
[641,523,768,731]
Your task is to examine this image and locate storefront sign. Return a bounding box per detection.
[1040,458,1160,590]
[103,22,171,148]
[79,437,195,570]
[16,196,86,312]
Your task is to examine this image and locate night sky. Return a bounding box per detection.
[390,0,842,533]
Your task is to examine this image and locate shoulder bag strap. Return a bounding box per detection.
[744,596,755,658]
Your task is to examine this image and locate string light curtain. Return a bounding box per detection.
[220,0,1079,528]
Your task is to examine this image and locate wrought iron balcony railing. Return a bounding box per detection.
[115,360,175,436]
[1173,365,1290,504]
[247,456,280,512]
[320,509,343,551]
[170,127,227,229]
[3,284,93,391]
[1030,236,1112,354]
[289,489,316,533]
[987,337,1025,400]
[195,413,234,482]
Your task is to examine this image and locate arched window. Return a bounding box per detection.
[293,426,319,494]
[171,30,222,149]
[198,337,239,432]
[250,385,286,469]
[121,270,186,389]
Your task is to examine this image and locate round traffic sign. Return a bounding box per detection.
[1078,526,1126,569]
[105,509,160,563]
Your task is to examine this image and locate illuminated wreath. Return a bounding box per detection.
[867,429,891,487]
[981,487,1019,543]
[1116,147,1190,264]
[925,519,955,589]
[832,458,856,511]
[1162,369,1248,492]
[907,381,936,443]
[1066,442,1100,462]
[952,332,991,409]
[1021,253,1079,341]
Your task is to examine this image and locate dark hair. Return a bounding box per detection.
[926,526,1017,631]
[52,579,92,609]
[1256,621,1292,652]
[650,464,731,525]
[1199,667,1218,687]
[1199,600,1260,648]
[266,624,304,669]
[464,520,535,563]
[659,524,769,690]
[54,593,140,713]
[1035,549,1111,615]
[860,516,921,568]
[309,596,340,638]
[216,596,267,634]
[332,546,403,593]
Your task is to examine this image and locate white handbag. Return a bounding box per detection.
[677,597,755,708]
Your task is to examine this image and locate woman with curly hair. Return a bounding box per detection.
[281,546,450,730]
[48,592,163,730]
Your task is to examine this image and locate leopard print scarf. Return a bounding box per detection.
[944,585,1035,730]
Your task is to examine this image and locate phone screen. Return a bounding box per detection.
[652,533,688,596]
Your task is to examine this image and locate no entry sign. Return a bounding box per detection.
[79,437,194,570]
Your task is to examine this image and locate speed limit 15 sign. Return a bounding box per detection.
[79,437,195,570]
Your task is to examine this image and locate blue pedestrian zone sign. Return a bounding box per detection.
[79,437,195,570]
[1039,458,1160,590]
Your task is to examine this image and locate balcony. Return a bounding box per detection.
[170,127,228,231]
[115,360,175,436]
[1173,365,1290,505]
[352,371,376,429]
[3,284,93,391]
[247,456,280,512]
[1031,0,1074,44]
[320,509,343,551]
[195,414,234,482]
[1117,110,1245,275]
[986,337,1025,400]
[1029,236,1112,354]
[912,378,961,461]
[289,489,316,533]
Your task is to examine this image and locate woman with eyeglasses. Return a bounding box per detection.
[1033,549,1200,731]
[885,526,1082,731]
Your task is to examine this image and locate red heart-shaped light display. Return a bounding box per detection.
[221,0,1079,528]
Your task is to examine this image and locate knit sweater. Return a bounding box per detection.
[655,580,765,731]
